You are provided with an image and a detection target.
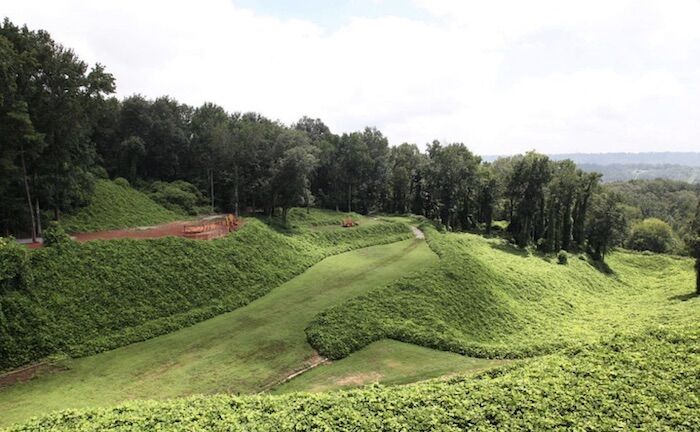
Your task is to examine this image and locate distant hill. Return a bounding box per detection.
[483,152,700,183]
[548,152,700,166]
[578,163,700,183]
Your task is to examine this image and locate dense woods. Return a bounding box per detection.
[2,19,698,260]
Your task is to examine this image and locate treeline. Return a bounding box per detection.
[3,18,699,266]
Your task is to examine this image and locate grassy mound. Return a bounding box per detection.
[0,218,411,370]
[60,179,182,233]
[7,323,698,431]
[307,225,697,359]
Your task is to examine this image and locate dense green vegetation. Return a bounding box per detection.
[606,178,700,252]
[6,322,698,431]
[0,234,430,427]
[0,213,411,371]
[59,179,182,233]
[307,225,696,360]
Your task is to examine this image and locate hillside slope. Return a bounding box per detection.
[307,225,697,359]
[0,216,411,371]
[0,236,436,427]
[6,323,698,431]
[60,179,182,233]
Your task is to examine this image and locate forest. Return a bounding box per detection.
[1,18,699,263]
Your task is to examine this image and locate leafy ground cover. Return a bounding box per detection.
[0,232,430,427]
[307,225,697,360]
[60,179,183,233]
[1,215,411,371]
[6,322,698,431]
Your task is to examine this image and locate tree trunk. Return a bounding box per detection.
[347,184,352,212]
[36,199,42,238]
[209,169,215,213]
[20,148,37,242]
[234,166,239,217]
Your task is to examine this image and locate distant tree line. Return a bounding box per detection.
[4,18,699,268]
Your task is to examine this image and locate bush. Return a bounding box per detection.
[0,237,31,293]
[42,222,72,247]
[146,180,207,215]
[113,177,130,188]
[627,218,676,253]
[557,250,568,265]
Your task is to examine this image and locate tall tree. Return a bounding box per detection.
[586,192,627,262]
[507,152,552,247]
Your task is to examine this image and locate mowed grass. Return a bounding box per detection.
[0,236,440,427]
[274,339,507,394]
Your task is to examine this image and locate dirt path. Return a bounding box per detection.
[411,226,425,239]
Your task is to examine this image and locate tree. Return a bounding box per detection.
[388,143,422,213]
[627,218,676,253]
[271,137,318,222]
[507,152,551,247]
[586,193,627,262]
[425,141,481,229]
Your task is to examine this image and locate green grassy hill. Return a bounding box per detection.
[60,179,183,233]
[0,215,411,371]
[6,323,698,431]
[0,235,438,426]
[307,225,696,360]
[1,214,697,430]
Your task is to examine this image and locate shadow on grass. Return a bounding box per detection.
[488,241,530,258]
[668,292,698,302]
[585,256,616,276]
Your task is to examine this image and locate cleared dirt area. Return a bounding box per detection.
[22,216,243,248]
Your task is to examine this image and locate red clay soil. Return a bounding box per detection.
[0,363,65,389]
[23,216,244,249]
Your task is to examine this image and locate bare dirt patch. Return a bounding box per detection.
[336,372,383,386]
[0,363,66,389]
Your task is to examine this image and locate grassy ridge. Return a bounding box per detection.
[307,225,697,359]
[60,179,182,233]
[7,323,698,431]
[0,215,411,370]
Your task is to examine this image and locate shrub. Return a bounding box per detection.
[146,180,207,215]
[627,218,676,253]
[113,177,130,188]
[0,237,31,293]
[42,222,72,248]
[557,250,568,265]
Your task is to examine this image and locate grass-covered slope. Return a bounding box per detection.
[7,323,698,431]
[307,225,697,359]
[60,179,182,233]
[0,217,411,370]
[0,236,430,427]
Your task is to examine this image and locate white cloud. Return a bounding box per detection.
[3,0,700,154]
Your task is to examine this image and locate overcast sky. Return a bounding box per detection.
[4,0,700,154]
